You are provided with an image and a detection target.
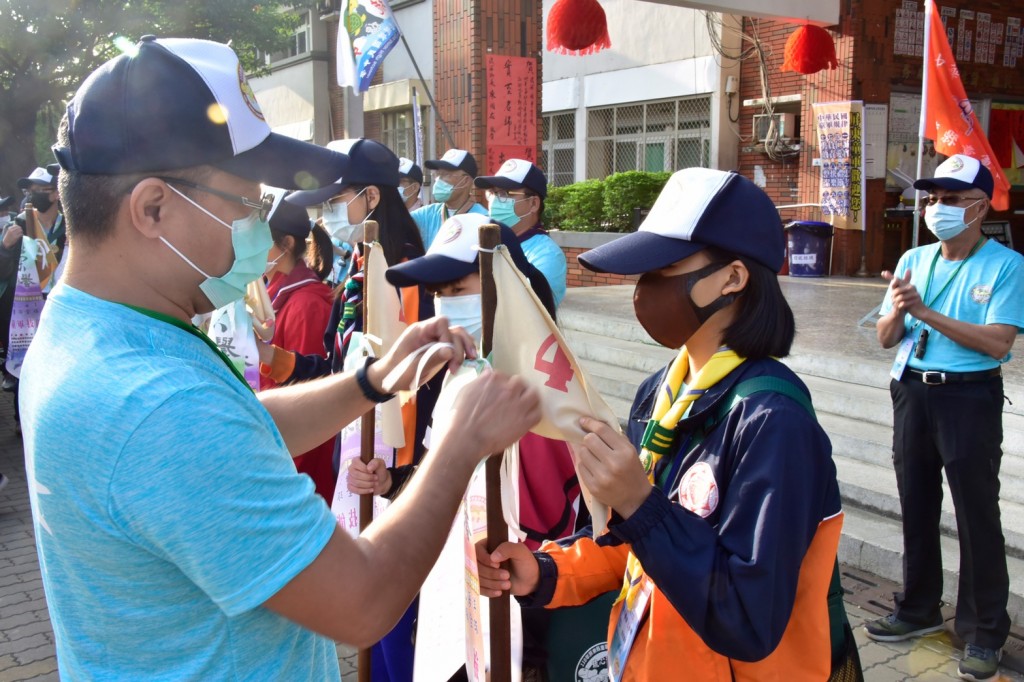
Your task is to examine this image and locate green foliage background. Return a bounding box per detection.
[0,0,310,194]
[544,172,672,233]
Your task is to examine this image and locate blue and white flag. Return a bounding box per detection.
[337,0,400,93]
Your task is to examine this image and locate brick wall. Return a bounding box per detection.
[737,0,1024,275]
[432,0,543,172]
[551,232,638,289]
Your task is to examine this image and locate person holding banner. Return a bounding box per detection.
[265,137,438,470]
[398,157,424,212]
[351,214,581,680]
[22,37,542,682]
[867,155,1024,681]
[411,149,488,249]
[478,168,853,680]
[260,192,337,501]
[475,159,567,307]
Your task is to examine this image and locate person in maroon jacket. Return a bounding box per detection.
[261,193,337,501]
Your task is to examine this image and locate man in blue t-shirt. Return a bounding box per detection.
[410,148,488,249]
[865,155,1024,681]
[474,159,567,307]
[21,37,540,682]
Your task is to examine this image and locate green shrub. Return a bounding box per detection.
[601,171,672,233]
[543,185,568,231]
[557,179,606,232]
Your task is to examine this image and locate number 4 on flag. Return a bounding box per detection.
[534,334,575,393]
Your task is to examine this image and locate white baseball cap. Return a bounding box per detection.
[913,154,994,198]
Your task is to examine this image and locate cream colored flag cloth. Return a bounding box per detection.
[364,241,407,448]
[491,246,619,534]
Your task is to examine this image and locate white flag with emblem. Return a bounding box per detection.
[491,246,619,534]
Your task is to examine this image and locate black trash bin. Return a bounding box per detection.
[785,221,834,277]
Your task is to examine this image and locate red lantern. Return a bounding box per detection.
[546,0,611,56]
[781,24,838,75]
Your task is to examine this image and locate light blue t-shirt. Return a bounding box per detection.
[21,284,340,681]
[411,201,488,250]
[880,239,1024,372]
[521,232,567,307]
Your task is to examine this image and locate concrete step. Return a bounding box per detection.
[563,328,675,376]
[799,374,894,428]
[838,504,1024,628]
[835,455,1024,559]
[559,307,659,348]
[582,358,650,404]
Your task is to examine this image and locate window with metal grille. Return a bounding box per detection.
[541,112,576,187]
[381,109,425,161]
[586,96,712,178]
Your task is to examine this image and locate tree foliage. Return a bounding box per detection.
[0,0,309,196]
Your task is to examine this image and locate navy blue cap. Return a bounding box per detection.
[285,138,401,207]
[399,157,423,184]
[52,36,348,190]
[913,154,995,199]
[579,169,785,274]
[17,167,56,190]
[475,158,548,199]
[425,149,478,177]
[0,196,14,212]
[386,215,554,309]
[268,191,313,239]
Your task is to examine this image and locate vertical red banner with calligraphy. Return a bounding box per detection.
[485,55,538,174]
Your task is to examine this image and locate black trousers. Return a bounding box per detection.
[890,375,1010,650]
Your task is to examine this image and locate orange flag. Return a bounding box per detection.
[924,0,1010,210]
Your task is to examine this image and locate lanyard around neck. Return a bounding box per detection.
[118,303,252,390]
[922,237,984,310]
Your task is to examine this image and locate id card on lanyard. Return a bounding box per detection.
[889,238,984,380]
[609,576,654,682]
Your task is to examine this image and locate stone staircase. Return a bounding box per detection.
[558,286,1024,626]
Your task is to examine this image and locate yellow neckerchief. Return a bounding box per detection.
[620,346,745,608]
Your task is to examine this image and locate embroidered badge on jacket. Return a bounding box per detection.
[676,461,719,518]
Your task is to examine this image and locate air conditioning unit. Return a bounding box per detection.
[753,113,797,142]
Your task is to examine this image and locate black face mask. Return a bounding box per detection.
[633,262,738,349]
[29,191,54,213]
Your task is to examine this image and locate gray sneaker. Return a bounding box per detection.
[958,643,1001,681]
[863,613,944,642]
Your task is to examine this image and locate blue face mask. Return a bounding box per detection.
[436,294,483,342]
[488,195,529,228]
[924,198,983,241]
[432,178,455,202]
[162,186,273,310]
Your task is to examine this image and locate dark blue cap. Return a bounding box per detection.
[286,139,401,207]
[579,169,785,274]
[51,36,347,190]
[268,191,313,239]
[475,158,548,199]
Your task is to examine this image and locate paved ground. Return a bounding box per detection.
[1,277,1022,681]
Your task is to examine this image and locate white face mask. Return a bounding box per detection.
[435,294,482,342]
[265,248,285,275]
[322,188,369,242]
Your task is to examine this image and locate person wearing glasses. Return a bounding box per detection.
[410,148,488,249]
[20,37,540,681]
[475,159,567,307]
[866,154,1024,681]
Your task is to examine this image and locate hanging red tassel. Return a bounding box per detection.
[781,25,838,75]
[546,0,611,56]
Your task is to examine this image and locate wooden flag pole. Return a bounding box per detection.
[478,223,511,682]
[358,220,379,682]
